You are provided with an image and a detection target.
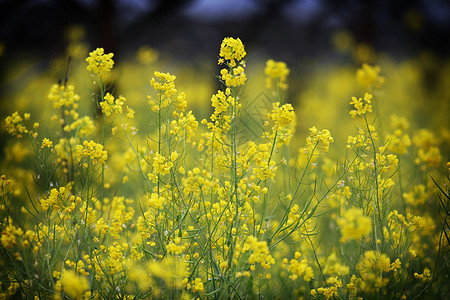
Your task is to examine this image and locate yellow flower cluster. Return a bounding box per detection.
[60,270,90,300]
[386,210,425,246]
[284,251,314,281]
[151,152,174,176]
[75,140,108,165]
[414,268,431,281]
[167,236,187,255]
[185,277,204,293]
[0,220,26,249]
[265,102,296,147]
[412,129,442,169]
[218,37,246,67]
[220,66,246,87]
[150,71,177,101]
[322,252,350,276]
[306,126,334,153]
[147,192,165,209]
[240,236,275,270]
[374,146,398,174]
[357,250,392,291]
[170,111,198,142]
[356,63,385,90]
[202,89,236,134]
[386,114,412,155]
[48,84,94,137]
[41,138,53,148]
[4,112,31,138]
[48,84,80,109]
[311,276,343,299]
[106,242,128,273]
[267,102,295,131]
[265,59,290,90]
[86,47,114,79]
[181,167,211,198]
[218,37,247,87]
[349,92,373,117]
[100,93,126,116]
[40,187,64,212]
[337,207,372,243]
[249,142,278,181]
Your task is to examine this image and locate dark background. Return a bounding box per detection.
[1,0,449,64]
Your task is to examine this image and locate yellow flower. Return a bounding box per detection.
[349,92,373,117]
[150,71,177,100]
[41,138,53,148]
[75,140,108,165]
[4,112,29,138]
[306,126,334,153]
[356,63,384,90]
[60,270,89,300]
[48,84,80,109]
[337,208,372,243]
[100,93,126,116]
[265,59,290,90]
[86,48,114,79]
[147,193,165,209]
[219,37,246,67]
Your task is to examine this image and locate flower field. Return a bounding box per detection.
[0,34,449,299]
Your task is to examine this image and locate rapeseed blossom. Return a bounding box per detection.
[75,140,108,165]
[349,92,373,117]
[356,63,384,90]
[0,37,447,300]
[265,59,290,90]
[4,112,29,138]
[86,47,114,79]
[60,270,89,300]
[219,37,246,67]
[338,207,372,243]
[306,126,334,153]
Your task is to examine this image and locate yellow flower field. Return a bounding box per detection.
[0,34,449,299]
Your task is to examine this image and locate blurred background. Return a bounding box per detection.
[1,0,450,61]
[0,0,449,154]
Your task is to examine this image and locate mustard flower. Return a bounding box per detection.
[337,207,372,243]
[48,84,80,109]
[151,153,173,176]
[286,255,314,281]
[75,140,108,165]
[170,111,198,142]
[265,59,290,90]
[86,48,114,79]
[100,93,126,116]
[203,89,236,134]
[349,92,373,117]
[4,112,29,138]
[41,138,53,148]
[60,270,89,300]
[219,37,246,67]
[150,71,177,100]
[267,102,295,131]
[306,126,334,153]
[356,63,384,90]
[220,66,247,87]
[0,220,24,249]
[147,193,165,209]
[242,236,275,270]
[357,250,392,290]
